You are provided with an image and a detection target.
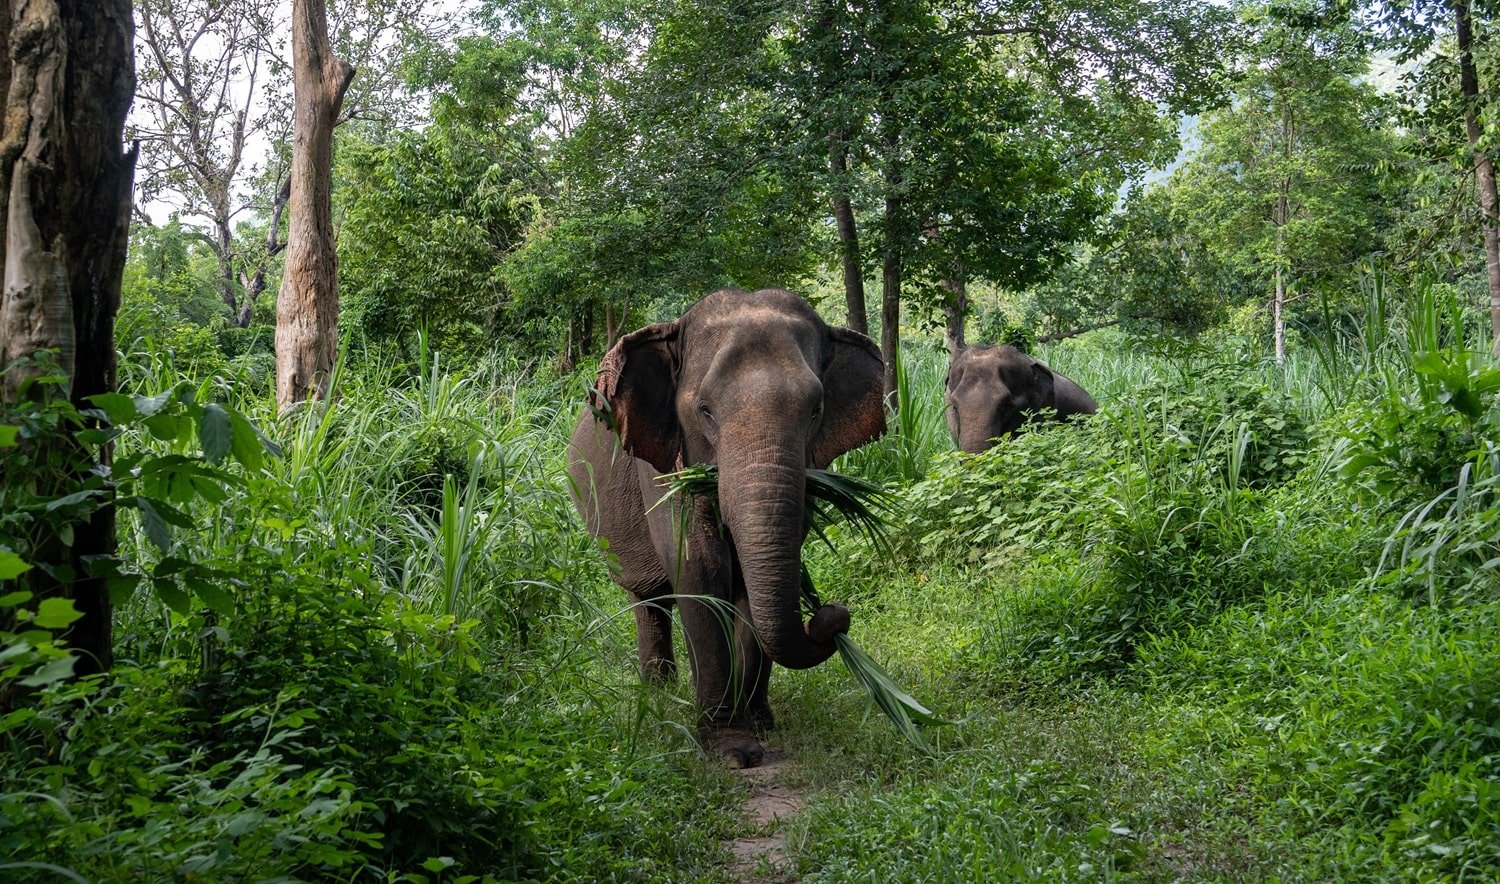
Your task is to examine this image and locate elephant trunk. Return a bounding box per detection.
[958,420,997,454]
[719,447,840,670]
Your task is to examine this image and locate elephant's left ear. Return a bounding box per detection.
[813,327,887,469]
[1031,361,1056,407]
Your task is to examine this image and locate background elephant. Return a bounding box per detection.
[567,288,886,768]
[945,344,1097,454]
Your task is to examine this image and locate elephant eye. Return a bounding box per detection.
[698,402,716,424]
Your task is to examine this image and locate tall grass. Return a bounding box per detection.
[835,344,950,484]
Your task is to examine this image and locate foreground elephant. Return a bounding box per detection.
[945,344,1097,454]
[568,288,886,768]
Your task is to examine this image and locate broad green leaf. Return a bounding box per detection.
[134,389,174,417]
[87,392,138,424]
[228,409,272,468]
[153,579,192,615]
[33,597,83,629]
[189,579,235,615]
[199,403,232,464]
[0,590,32,606]
[43,489,103,512]
[107,574,141,605]
[0,551,30,580]
[136,498,173,551]
[0,425,18,448]
[144,412,185,442]
[19,655,77,688]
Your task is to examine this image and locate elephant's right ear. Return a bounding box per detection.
[590,321,682,473]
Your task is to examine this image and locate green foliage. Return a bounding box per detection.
[337,129,532,360]
[1143,588,1500,875]
[834,344,949,485]
[1,351,729,881]
[795,274,1500,878]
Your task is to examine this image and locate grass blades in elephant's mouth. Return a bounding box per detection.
[660,464,950,750]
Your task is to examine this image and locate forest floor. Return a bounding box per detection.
[724,748,803,883]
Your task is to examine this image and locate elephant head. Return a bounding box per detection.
[944,344,1096,454]
[589,288,886,669]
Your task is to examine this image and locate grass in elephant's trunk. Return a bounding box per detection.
[661,464,950,750]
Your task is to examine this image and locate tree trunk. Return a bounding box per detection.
[215,216,237,316]
[880,193,901,411]
[275,0,355,409]
[0,0,136,675]
[829,138,867,336]
[1273,105,1290,367]
[605,299,623,350]
[1455,0,1500,356]
[941,253,967,360]
[1274,192,1287,366]
[1273,261,1286,366]
[237,176,291,328]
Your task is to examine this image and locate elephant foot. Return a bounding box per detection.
[747,703,776,735]
[705,726,765,769]
[641,657,677,686]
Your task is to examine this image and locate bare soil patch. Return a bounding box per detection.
[725,749,804,883]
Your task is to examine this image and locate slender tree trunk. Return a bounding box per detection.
[1273,261,1286,366]
[880,193,902,411]
[605,300,622,350]
[1272,103,1292,367]
[1455,0,1500,356]
[215,215,237,316]
[275,0,355,409]
[559,317,575,375]
[829,138,867,336]
[237,177,291,328]
[942,258,967,360]
[0,0,136,675]
[1274,187,1288,366]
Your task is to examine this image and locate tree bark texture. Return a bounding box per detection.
[0,0,136,674]
[275,0,354,408]
[880,192,902,411]
[942,258,967,360]
[237,176,290,327]
[829,138,867,336]
[1272,103,1291,367]
[1454,0,1500,356]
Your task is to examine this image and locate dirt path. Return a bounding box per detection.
[725,749,805,883]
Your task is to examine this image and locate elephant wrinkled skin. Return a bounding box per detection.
[567,288,886,768]
[945,344,1097,454]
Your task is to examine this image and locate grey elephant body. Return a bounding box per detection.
[567,288,886,768]
[945,344,1096,454]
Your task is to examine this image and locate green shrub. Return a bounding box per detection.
[1141,589,1500,877]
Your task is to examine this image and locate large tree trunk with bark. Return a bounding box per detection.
[275,0,354,408]
[0,0,136,674]
[1455,0,1500,356]
[829,138,867,336]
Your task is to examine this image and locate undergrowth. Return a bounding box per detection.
[7,280,1500,880]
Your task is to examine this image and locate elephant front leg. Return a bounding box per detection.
[736,594,775,734]
[628,587,676,685]
[678,593,765,769]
